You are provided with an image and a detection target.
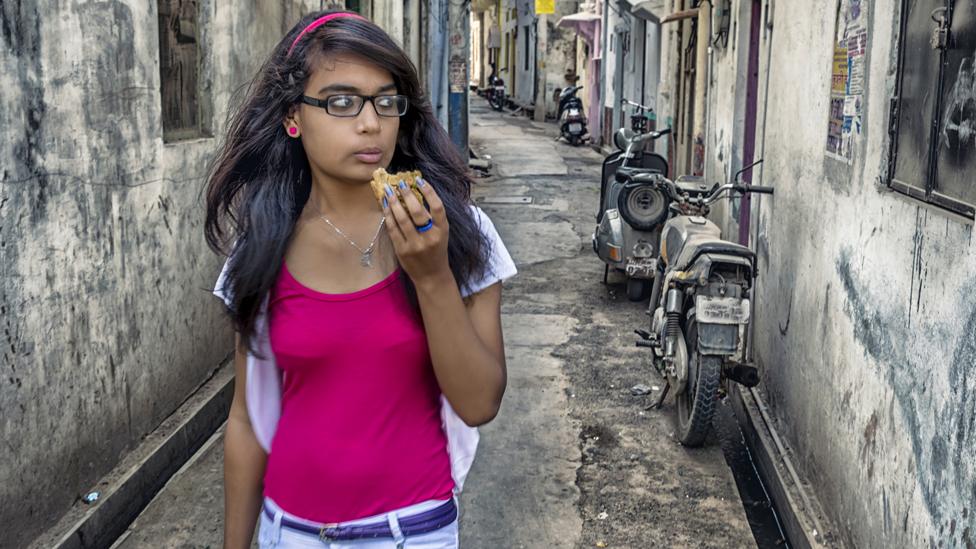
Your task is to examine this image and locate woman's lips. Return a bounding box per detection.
[354,149,383,164]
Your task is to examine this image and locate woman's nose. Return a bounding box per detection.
[356,100,382,133]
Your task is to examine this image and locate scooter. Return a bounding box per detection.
[593,99,670,301]
[635,159,773,446]
[557,86,587,145]
[486,67,507,111]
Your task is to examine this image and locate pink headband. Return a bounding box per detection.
[287,12,367,56]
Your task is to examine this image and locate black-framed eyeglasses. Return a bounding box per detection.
[300,94,409,118]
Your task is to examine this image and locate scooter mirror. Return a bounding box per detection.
[613,128,635,151]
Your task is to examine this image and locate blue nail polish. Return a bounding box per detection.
[382,196,388,209]
[398,180,407,190]
[385,184,394,197]
[416,177,425,187]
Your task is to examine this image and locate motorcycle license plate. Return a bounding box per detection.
[569,123,583,132]
[495,86,506,91]
[696,296,750,325]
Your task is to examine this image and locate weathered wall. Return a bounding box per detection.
[513,0,537,107]
[700,0,757,236]
[699,0,976,547]
[536,2,580,120]
[0,1,317,546]
[601,0,628,143]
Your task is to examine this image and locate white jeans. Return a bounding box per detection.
[257,497,460,549]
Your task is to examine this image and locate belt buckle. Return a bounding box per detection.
[318,524,339,542]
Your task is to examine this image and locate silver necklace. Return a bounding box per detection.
[311,201,385,267]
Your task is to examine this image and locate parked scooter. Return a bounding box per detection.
[486,66,507,111]
[557,86,587,145]
[593,99,671,301]
[635,159,773,447]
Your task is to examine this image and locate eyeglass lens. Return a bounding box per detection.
[326,95,407,117]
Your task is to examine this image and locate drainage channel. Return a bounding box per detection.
[714,397,792,548]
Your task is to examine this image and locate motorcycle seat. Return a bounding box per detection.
[672,239,756,271]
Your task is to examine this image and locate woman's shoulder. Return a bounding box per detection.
[467,204,496,235]
[460,204,518,297]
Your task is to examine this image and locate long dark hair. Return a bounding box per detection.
[204,10,488,355]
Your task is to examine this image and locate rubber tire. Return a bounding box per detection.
[676,326,721,447]
[626,277,652,302]
[489,95,504,111]
[617,184,669,232]
[569,134,581,146]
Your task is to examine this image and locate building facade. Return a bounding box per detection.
[561,0,976,544]
[662,0,976,547]
[0,1,327,546]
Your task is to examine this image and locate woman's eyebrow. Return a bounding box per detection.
[316,83,398,95]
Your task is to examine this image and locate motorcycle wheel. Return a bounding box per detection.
[626,277,652,302]
[489,95,504,111]
[617,184,669,232]
[676,322,720,446]
[569,134,581,146]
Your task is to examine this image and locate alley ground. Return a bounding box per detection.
[109,99,756,548]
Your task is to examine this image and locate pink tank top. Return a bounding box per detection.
[263,263,455,523]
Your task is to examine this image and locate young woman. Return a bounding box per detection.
[204,11,516,549]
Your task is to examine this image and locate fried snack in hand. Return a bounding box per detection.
[370,168,424,208]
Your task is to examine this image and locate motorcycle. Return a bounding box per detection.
[635,159,774,446]
[486,67,507,111]
[593,99,671,302]
[557,85,587,145]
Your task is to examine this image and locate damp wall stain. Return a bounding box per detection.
[835,246,976,546]
[0,2,320,546]
[709,1,976,548]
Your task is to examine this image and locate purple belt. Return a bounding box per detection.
[263,498,457,542]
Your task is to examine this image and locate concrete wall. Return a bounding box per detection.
[600,0,628,138]
[534,2,580,120]
[575,34,593,125]
[621,15,644,111]
[697,0,976,547]
[513,0,537,107]
[0,1,317,545]
[370,0,404,47]
[699,0,756,235]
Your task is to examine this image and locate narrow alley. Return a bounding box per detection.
[9,2,976,548]
[100,98,759,549]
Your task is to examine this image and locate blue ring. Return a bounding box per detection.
[416,219,434,233]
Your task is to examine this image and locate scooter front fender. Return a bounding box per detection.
[594,209,625,264]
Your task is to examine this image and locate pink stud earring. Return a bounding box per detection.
[288,127,298,136]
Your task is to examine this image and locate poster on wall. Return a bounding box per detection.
[825,0,867,163]
[826,96,845,156]
[449,59,467,93]
[535,0,555,15]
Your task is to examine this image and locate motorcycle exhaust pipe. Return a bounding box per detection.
[664,288,682,358]
[726,364,760,387]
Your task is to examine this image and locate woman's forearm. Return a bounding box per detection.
[415,271,506,426]
[223,415,267,549]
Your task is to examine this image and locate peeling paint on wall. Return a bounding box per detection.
[836,245,976,546]
[0,2,320,546]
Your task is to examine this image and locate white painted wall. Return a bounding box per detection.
[700,1,976,547]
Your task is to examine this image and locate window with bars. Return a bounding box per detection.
[887,0,976,219]
[158,0,210,142]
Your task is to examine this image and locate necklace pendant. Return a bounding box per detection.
[360,251,372,268]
